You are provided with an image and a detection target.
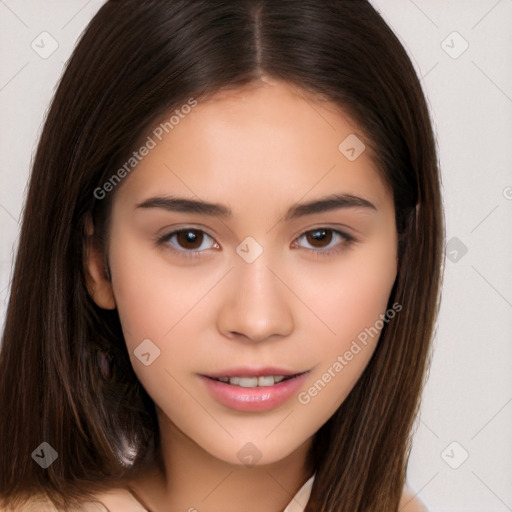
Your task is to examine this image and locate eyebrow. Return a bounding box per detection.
[135,193,377,220]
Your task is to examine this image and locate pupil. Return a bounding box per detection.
[308,229,332,248]
[178,230,202,249]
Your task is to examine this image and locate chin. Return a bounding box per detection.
[199,434,308,468]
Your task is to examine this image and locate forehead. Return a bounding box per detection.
[114,80,392,212]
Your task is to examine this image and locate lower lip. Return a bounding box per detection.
[200,373,309,412]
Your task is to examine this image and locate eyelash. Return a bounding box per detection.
[156,227,357,260]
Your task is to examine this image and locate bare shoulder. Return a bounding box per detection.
[0,488,143,512]
[0,495,60,511]
[0,494,61,512]
[399,487,429,512]
[82,487,148,511]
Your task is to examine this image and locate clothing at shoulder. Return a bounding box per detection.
[2,477,427,512]
[399,488,429,512]
[90,478,315,512]
[284,475,429,512]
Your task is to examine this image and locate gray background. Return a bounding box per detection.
[1,1,511,510]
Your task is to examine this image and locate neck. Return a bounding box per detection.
[129,410,314,512]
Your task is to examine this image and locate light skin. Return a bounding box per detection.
[86,77,406,511]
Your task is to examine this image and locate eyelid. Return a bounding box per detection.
[157,225,357,259]
[156,227,218,259]
[292,228,356,257]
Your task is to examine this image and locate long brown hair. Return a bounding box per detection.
[0,0,444,510]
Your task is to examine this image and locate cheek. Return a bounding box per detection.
[301,236,397,346]
[293,238,397,412]
[107,238,203,409]
[108,234,221,349]
[107,233,231,403]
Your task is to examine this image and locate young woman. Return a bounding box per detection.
[0,1,443,510]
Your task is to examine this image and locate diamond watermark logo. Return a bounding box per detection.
[237,442,262,467]
[441,441,469,469]
[441,31,469,59]
[32,442,58,469]
[134,338,161,366]
[338,134,366,161]
[236,236,263,263]
[446,236,468,263]
[31,31,59,59]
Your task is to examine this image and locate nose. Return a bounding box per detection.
[216,257,294,343]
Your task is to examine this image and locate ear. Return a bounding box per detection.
[84,214,116,310]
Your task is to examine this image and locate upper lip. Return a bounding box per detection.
[202,367,308,378]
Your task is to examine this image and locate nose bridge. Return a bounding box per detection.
[216,248,294,342]
[238,256,278,305]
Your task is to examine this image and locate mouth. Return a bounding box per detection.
[205,373,306,388]
[199,368,311,412]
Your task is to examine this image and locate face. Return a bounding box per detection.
[88,78,398,467]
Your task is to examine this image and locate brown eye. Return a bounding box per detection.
[175,229,204,250]
[159,228,217,256]
[294,228,355,256]
[304,229,333,248]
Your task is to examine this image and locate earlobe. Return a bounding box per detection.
[84,216,116,310]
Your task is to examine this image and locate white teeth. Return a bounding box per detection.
[257,376,275,387]
[238,377,259,388]
[214,375,289,387]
